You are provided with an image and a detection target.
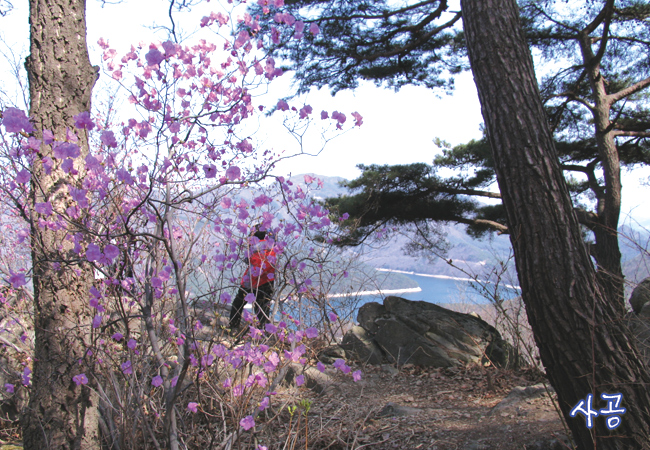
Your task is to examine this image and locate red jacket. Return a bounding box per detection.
[241,240,276,289]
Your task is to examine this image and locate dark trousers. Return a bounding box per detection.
[229,282,274,329]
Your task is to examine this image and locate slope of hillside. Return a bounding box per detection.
[292,173,650,290]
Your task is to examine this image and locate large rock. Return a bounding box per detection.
[627,288,650,368]
[630,277,650,314]
[344,296,518,368]
[340,325,384,365]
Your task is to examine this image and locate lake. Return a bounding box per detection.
[340,271,521,307]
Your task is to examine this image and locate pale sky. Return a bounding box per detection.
[1,0,648,226]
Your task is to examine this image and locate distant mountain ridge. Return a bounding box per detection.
[290,174,650,288]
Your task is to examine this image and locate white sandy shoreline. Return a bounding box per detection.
[375,268,521,290]
[328,287,422,298]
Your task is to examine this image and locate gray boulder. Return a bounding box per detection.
[344,296,519,368]
[340,326,384,365]
[630,278,650,314]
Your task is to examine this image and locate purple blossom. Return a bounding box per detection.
[73,111,95,130]
[295,374,305,386]
[127,339,137,350]
[305,327,318,339]
[61,158,76,174]
[103,245,120,263]
[299,104,312,119]
[100,130,118,148]
[328,312,338,322]
[244,293,256,304]
[73,373,89,386]
[225,165,241,181]
[264,352,279,373]
[203,164,217,178]
[121,360,132,375]
[316,362,326,372]
[9,272,26,288]
[85,154,101,171]
[116,168,134,185]
[309,22,320,35]
[277,99,289,111]
[69,187,89,209]
[259,396,270,411]
[53,142,81,159]
[112,332,123,341]
[187,402,199,413]
[253,194,272,207]
[352,370,362,382]
[4,384,14,394]
[86,243,102,262]
[220,292,232,304]
[22,367,31,386]
[42,129,54,144]
[145,47,165,66]
[2,107,33,133]
[265,323,278,334]
[16,169,30,184]
[352,111,363,127]
[151,375,163,387]
[35,202,53,216]
[92,315,102,329]
[240,415,255,430]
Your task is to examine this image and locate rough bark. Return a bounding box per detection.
[22,0,100,448]
[575,0,624,307]
[461,0,650,448]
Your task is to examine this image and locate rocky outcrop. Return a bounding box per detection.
[628,278,650,367]
[630,277,650,314]
[341,296,520,368]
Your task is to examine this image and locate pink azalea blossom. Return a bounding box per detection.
[352,370,362,382]
[327,312,338,322]
[295,375,305,386]
[73,373,89,386]
[121,360,132,375]
[35,202,53,216]
[73,111,95,130]
[9,272,26,288]
[276,99,289,111]
[187,402,199,413]
[4,384,14,393]
[309,22,320,36]
[2,107,33,133]
[100,130,118,147]
[225,165,241,181]
[240,415,255,430]
[151,375,163,387]
[16,169,30,184]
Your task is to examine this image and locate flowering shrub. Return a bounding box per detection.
[0,0,363,447]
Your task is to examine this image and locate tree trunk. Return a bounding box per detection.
[22,0,100,448]
[461,0,650,448]
[576,7,625,307]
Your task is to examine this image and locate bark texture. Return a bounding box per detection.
[23,0,100,448]
[461,0,650,448]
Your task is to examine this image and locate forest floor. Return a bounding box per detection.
[261,362,571,450]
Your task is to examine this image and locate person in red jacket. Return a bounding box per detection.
[229,226,276,331]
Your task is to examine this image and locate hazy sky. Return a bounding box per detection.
[1,0,648,226]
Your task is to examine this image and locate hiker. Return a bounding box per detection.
[229,225,276,331]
